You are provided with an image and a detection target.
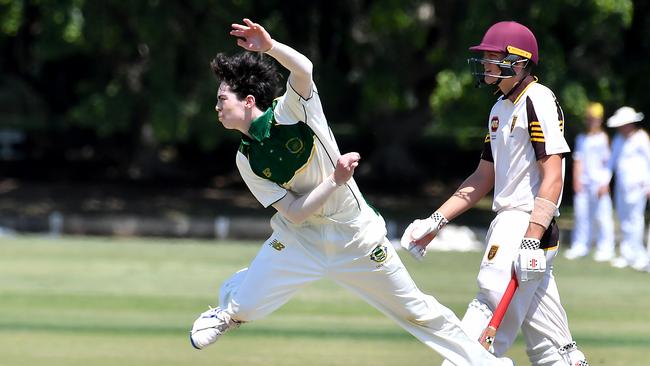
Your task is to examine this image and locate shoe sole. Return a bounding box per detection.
[190,333,203,350]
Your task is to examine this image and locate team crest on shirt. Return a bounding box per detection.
[269,239,285,251]
[487,245,499,261]
[285,137,305,154]
[490,116,500,132]
[370,244,388,264]
[510,116,518,133]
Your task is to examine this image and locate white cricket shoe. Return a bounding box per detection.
[631,258,650,272]
[610,257,628,269]
[593,251,614,262]
[190,306,241,350]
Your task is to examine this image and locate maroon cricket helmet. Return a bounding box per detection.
[469,21,539,64]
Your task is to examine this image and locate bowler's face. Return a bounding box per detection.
[215,82,246,130]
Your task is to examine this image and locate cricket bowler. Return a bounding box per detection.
[189,18,513,366]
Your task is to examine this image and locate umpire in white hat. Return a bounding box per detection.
[606,106,650,271]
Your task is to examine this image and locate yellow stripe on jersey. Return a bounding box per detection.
[292,138,318,177]
[530,120,564,133]
[484,134,490,143]
[529,121,545,142]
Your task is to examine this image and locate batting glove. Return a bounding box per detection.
[399,212,448,260]
[514,238,546,282]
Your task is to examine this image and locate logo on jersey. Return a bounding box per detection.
[510,116,518,133]
[262,168,272,178]
[370,244,388,263]
[487,245,499,260]
[490,116,499,132]
[285,137,305,154]
[269,239,285,251]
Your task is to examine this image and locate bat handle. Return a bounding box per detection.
[479,274,518,350]
[478,326,497,350]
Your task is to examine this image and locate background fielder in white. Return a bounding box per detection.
[189,18,513,366]
[605,106,650,271]
[565,102,615,262]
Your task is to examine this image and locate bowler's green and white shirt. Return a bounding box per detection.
[236,81,379,227]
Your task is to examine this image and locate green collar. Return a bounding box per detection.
[247,108,273,142]
[246,100,278,142]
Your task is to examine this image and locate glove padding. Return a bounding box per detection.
[514,238,546,282]
[400,212,448,260]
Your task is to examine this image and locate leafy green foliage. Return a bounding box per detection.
[0,0,648,181]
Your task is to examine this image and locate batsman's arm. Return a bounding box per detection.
[402,159,495,256]
[524,154,563,239]
[515,154,562,283]
[437,159,495,221]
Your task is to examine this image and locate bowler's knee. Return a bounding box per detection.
[403,295,456,327]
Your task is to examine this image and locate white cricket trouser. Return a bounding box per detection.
[571,185,615,256]
[222,214,505,366]
[475,210,574,359]
[614,183,649,265]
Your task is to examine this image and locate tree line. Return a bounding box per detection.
[1,0,646,189]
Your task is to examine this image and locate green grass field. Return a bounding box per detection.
[1,235,648,366]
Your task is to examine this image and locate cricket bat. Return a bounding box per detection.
[478,274,518,350]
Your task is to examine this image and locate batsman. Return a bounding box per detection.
[189,18,514,366]
[402,21,588,366]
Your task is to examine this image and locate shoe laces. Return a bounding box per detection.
[200,306,241,333]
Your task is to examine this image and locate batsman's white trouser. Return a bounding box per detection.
[474,210,575,364]
[615,184,649,265]
[571,185,615,257]
[220,212,505,366]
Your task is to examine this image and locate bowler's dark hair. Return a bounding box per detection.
[210,52,281,111]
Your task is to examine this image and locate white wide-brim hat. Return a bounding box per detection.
[607,106,644,128]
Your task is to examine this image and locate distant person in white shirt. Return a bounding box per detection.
[606,106,650,271]
[565,102,615,262]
